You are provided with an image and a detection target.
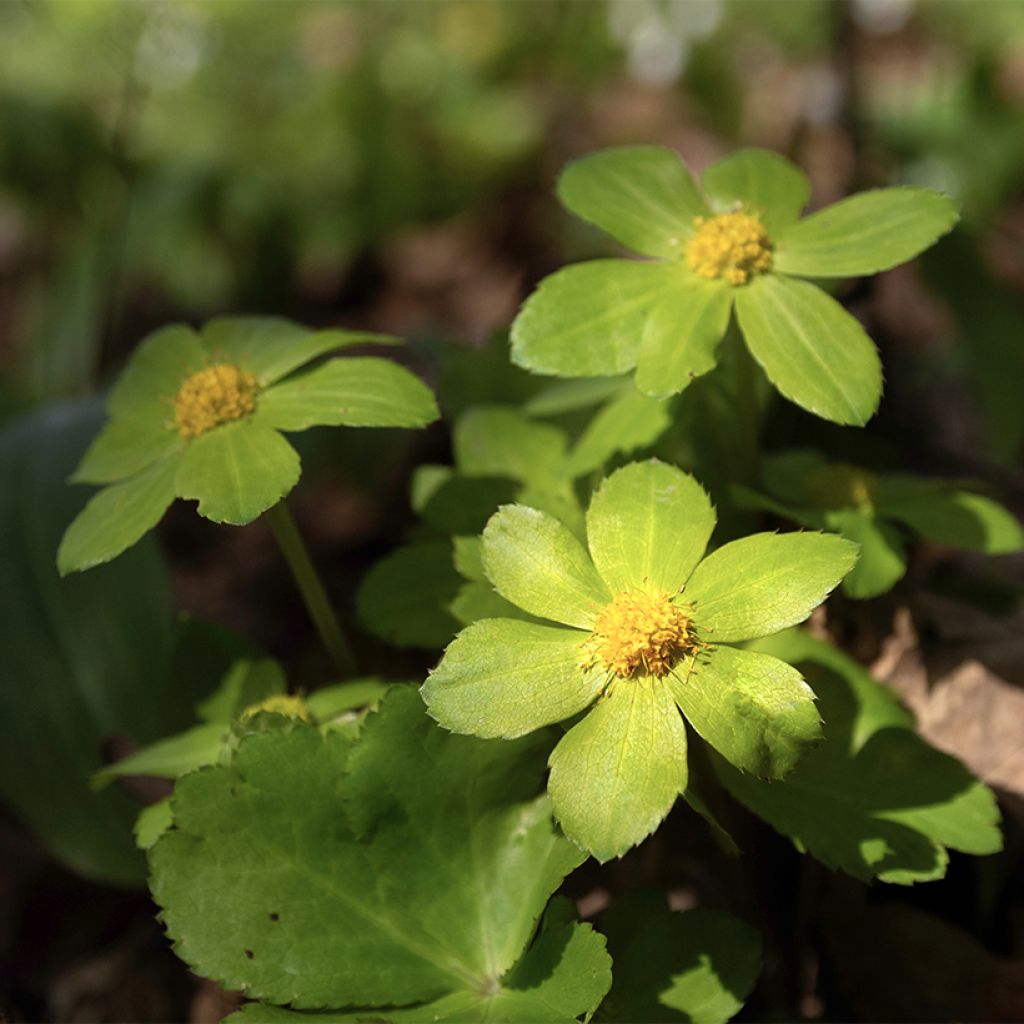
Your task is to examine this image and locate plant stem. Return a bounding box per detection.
[265,500,357,678]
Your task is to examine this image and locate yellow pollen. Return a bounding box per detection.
[239,694,311,724]
[685,211,773,285]
[173,363,259,439]
[583,589,699,679]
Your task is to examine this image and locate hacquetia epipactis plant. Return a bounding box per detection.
[60,145,1019,1022]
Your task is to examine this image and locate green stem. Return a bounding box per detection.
[265,501,357,678]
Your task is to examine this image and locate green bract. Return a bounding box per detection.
[58,317,439,575]
[422,459,858,861]
[737,450,1024,598]
[511,146,959,425]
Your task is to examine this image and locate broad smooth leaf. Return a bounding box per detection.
[774,187,959,278]
[72,411,181,485]
[599,893,761,1024]
[511,260,681,378]
[735,274,883,426]
[715,631,1001,884]
[685,531,857,642]
[93,722,226,789]
[557,145,706,259]
[668,645,821,778]
[634,281,733,399]
[107,324,205,419]
[548,678,687,862]
[423,618,602,739]
[566,389,673,477]
[256,357,438,431]
[151,689,590,1009]
[586,460,715,595]
[1,401,181,884]
[58,456,178,575]
[830,509,907,599]
[229,922,610,1024]
[524,376,629,417]
[175,421,300,525]
[202,316,395,385]
[701,149,811,234]
[482,505,610,629]
[454,405,567,482]
[356,541,462,650]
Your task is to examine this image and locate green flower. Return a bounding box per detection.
[59,316,438,575]
[422,459,857,861]
[511,146,959,426]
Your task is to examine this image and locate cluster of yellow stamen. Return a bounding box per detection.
[582,589,700,679]
[685,211,773,285]
[173,363,259,439]
[239,694,311,724]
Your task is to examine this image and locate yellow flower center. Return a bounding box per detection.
[173,363,259,439]
[583,589,699,679]
[685,211,773,285]
[239,694,311,724]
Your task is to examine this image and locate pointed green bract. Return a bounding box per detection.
[255,357,438,431]
[175,421,300,525]
[93,722,225,789]
[774,187,959,277]
[685,531,857,642]
[482,505,610,629]
[830,510,907,599]
[716,631,1002,884]
[58,457,178,575]
[566,388,673,477]
[72,411,180,484]
[735,274,883,425]
[423,618,601,740]
[511,260,680,377]
[586,460,715,595]
[701,148,811,234]
[202,316,395,385]
[556,145,706,259]
[107,324,205,419]
[548,678,687,862]
[668,646,821,778]
[600,894,761,1024]
[151,690,590,1010]
[634,280,733,399]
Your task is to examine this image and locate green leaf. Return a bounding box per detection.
[524,376,629,417]
[482,505,610,629]
[196,658,287,723]
[93,722,226,789]
[701,148,810,234]
[423,618,601,739]
[454,406,568,482]
[58,456,178,575]
[830,510,907,599]
[256,357,438,432]
[586,460,715,595]
[230,922,611,1024]
[557,145,706,259]
[511,260,681,378]
[685,531,857,642]
[634,281,733,399]
[715,631,1002,884]
[356,541,461,650]
[305,680,393,724]
[72,411,181,485]
[2,401,178,885]
[175,421,300,525]
[669,645,821,778]
[202,316,396,385]
[135,799,173,851]
[548,678,687,861]
[449,580,538,627]
[151,689,590,1008]
[774,187,959,277]
[418,474,519,536]
[599,893,761,1024]
[734,274,883,425]
[107,324,205,419]
[566,389,673,477]
[876,484,1024,555]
